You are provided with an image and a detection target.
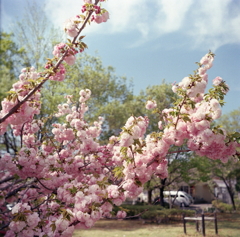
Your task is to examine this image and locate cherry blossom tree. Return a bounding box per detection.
[0,0,240,236]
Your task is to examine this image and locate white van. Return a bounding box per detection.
[163,191,193,207]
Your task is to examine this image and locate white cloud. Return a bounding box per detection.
[187,0,240,50]
[44,0,240,51]
[155,0,193,34]
[44,0,80,30]
[104,0,141,33]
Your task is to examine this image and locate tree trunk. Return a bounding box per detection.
[229,192,236,211]
[159,178,166,207]
[223,178,236,211]
[226,185,236,210]
[147,189,152,204]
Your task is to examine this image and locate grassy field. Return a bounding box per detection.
[73,212,240,237]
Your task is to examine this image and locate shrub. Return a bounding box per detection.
[234,199,240,211]
[113,204,195,223]
[212,200,233,213]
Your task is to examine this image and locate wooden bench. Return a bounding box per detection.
[182,212,218,236]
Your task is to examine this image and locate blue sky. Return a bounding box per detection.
[1,0,240,115]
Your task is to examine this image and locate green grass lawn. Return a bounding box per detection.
[73,212,240,237]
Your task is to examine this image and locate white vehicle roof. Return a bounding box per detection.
[163,190,189,194]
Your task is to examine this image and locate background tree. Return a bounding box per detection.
[217,107,240,133]
[13,1,61,70]
[97,82,176,140]
[192,156,240,210]
[0,32,26,106]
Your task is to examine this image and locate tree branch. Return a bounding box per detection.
[0,0,99,124]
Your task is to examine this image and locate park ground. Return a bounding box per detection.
[73,210,240,237]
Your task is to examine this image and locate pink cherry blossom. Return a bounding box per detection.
[116,211,127,219]
[200,53,214,66]
[102,11,109,22]
[64,54,76,65]
[64,17,79,37]
[213,76,223,86]
[94,15,103,24]
[146,100,157,110]
[49,63,66,81]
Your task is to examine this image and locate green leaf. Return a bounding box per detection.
[133,139,141,147]
[182,116,191,123]
[68,186,78,196]
[135,179,142,187]
[113,166,124,178]
[50,223,56,232]
[120,146,128,154]
[136,149,143,154]
[79,35,86,40]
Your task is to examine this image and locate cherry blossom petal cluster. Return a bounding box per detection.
[0,67,41,135]
[81,0,109,24]
[49,63,66,81]
[146,100,157,110]
[53,43,78,65]
[64,16,79,38]
[119,116,149,147]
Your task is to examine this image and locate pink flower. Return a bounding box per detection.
[9,221,26,232]
[102,11,109,22]
[52,43,66,57]
[94,15,103,24]
[64,55,76,65]
[22,229,34,237]
[49,64,66,81]
[94,5,101,14]
[145,100,157,110]
[61,226,75,237]
[213,76,223,86]
[116,211,127,219]
[107,185,119,199]
[64,17,79,37]
[158,121,163,130]
[172,85,178,93]
[200,53,213,65]
[178,77,191,89]
[55,217,69,231]
[119,132,134,147]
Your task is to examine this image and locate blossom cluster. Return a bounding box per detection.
[82,0,109,24]
[163,53,235,162]
[52,43,78,65]
[64,0,109,39]
[0,67,41,135]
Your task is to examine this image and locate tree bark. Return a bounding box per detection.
[147,189,152,204]
[222,177,236,210]
[159,178,166,207]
